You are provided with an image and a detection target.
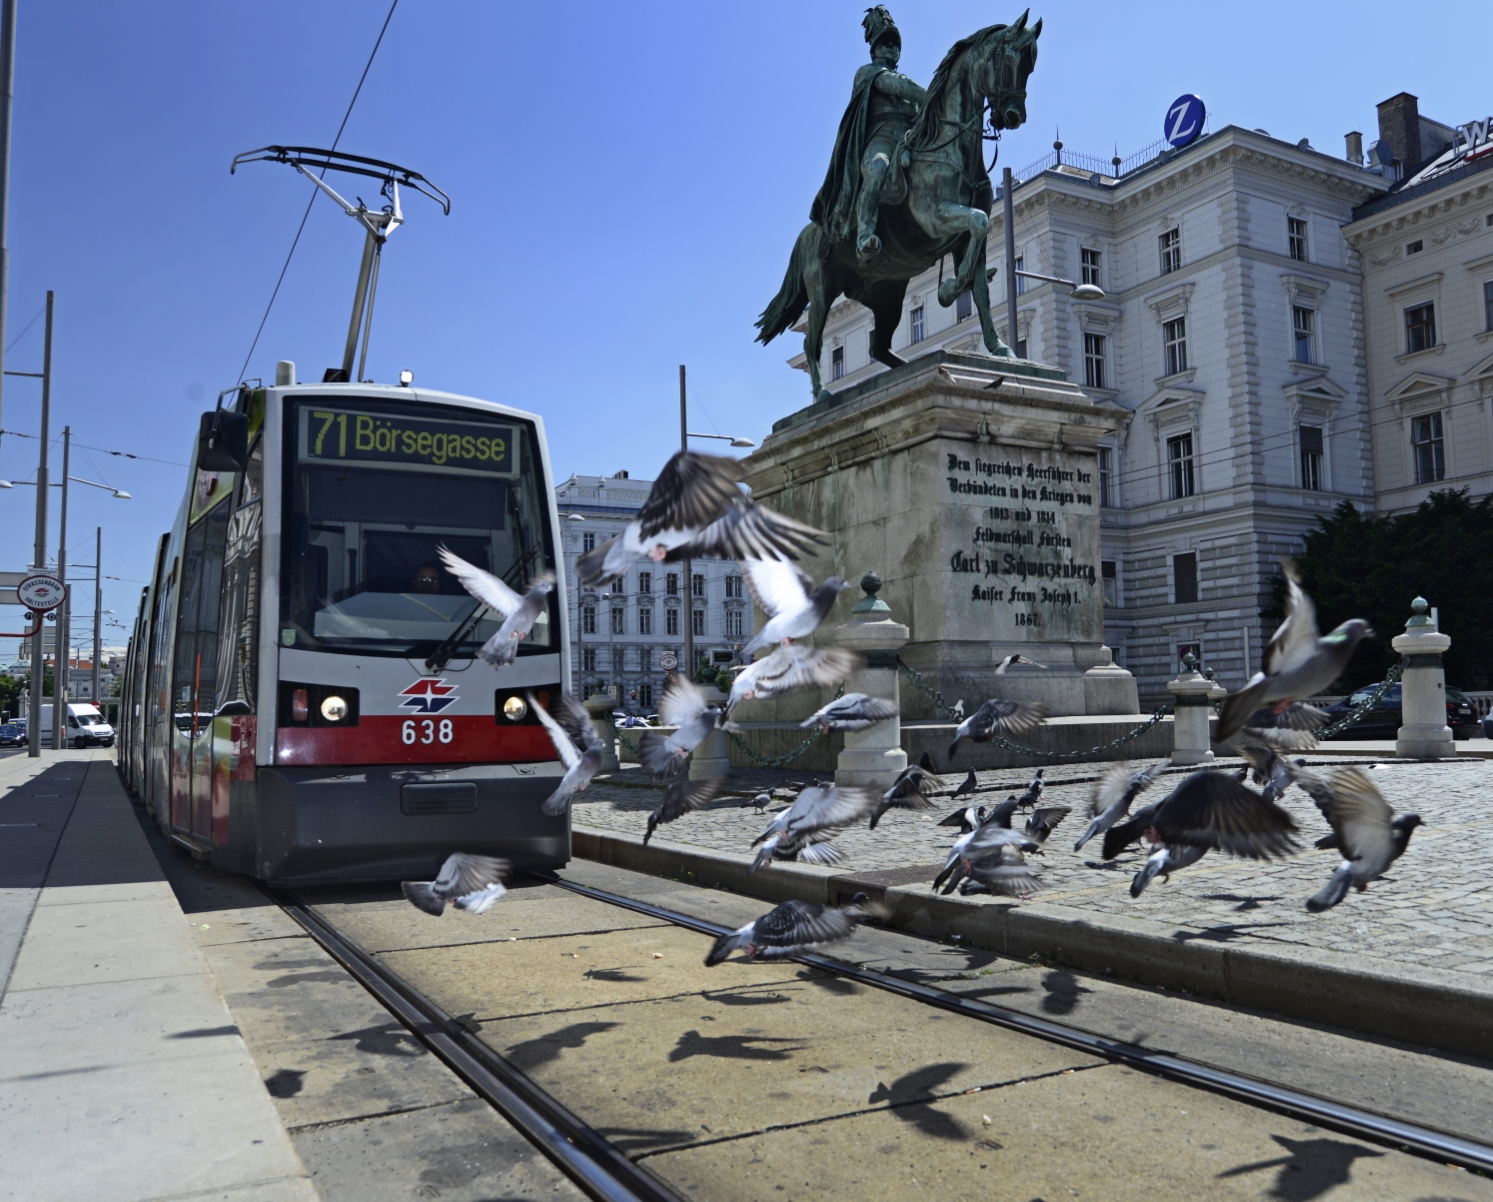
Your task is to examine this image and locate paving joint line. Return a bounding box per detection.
[285,1096,474,1134]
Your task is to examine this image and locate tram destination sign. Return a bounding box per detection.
[300,406,517,475]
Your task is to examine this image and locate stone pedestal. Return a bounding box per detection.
[582,693,620,772]
[1393,598,1454,760]
[1168,657,1215,766]
[689,684,731,780]
[834,575,909,789]
[744,350,1137,720]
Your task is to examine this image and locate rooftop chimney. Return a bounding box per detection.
[1345,131,1363,165]
[1377,92,1422,176]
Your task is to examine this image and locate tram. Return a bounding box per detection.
[118,148,570,882]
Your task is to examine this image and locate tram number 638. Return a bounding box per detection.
[402,719,454,745]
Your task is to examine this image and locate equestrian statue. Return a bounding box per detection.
[756,8,1041,402]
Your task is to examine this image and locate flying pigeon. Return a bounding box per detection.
[530,691,606,815]
[1217,558,1373,741]
[947,697,1048,760]
[1282,760,1341,847]
[436,547,554,667]
[402,854,510,916]
[1022,805,1071,852]
[1305,768,1422,911]
[936,803,987,833]
[919,751,939,774]
[575,451,825,587]
[725,644,861,718]
[958,843,1045,898]
[952,768,979,799]
[1129,841,1209,897]
[735,558,850,662]
[869,764,941,829]
[950,700,965,720]
[798,692,899,733]
[1101,769,1299,863]
[1232,736,1306,804]
[637,676,723,778]
[932,808,1039,894]
[748,782,878,876]
[1015,768,1046,809]
[706,894,870,965]
[644,778,724,846]
[1073,760,1167,852]
[995,653,1048,674]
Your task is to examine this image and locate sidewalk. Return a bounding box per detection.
[0,750,314,1202]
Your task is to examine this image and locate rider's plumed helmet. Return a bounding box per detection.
[862,6,901,57]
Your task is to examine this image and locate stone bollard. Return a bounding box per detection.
[1168,653,1215,766]
[688,682,731,780]
[833,573,909,789]
[582,692,620,772]
[1393,597,1455,760]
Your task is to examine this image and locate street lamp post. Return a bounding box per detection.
[1001,166,1105,357]
[52,425,68,750]
[92,526,101,707]
[26,290,50,758]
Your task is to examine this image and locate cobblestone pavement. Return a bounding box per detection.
[572,757,1493,980]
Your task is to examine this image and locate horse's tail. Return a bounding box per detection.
[755,223,816,346]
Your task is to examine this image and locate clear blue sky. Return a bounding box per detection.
[0,0,1484,646]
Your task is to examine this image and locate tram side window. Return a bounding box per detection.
[172,500,231,734]
[214,503,262,714]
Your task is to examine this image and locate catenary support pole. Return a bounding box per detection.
[1003,167,1018,354]
[26,290,49,758]
[52,425,68,750]
[92,526,101,709]
[679,365,692,683]
[0,0,16,436]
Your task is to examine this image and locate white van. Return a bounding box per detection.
[37,702,115,749]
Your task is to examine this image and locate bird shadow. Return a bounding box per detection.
[263,1068,305,1098]
[584,967,647,983]
[794,970,862,996]
[1216,1134,1384,1201]
[668,1030,804,1063]
[1040,969,1092,1016]
[326,1020,424,1057]
[594,1124,702,1155]
[504,1021,620,1072]
[1171,923,1290,944]
[702,989,793,1007]
[1199,892,1285,913]
[868,1062,970,1141]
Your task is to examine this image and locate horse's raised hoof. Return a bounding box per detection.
[856,234,881,262]
[816,388,832,404]
[937,278,960,307]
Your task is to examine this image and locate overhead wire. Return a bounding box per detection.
[4,305,43,355]
[232,0,401,386]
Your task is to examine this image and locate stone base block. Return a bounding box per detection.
[1395,725,1456,760]
[835,745,907,789]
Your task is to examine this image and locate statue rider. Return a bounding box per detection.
[811,7,928,262]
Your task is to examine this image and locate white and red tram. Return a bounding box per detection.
[119,374,571,882]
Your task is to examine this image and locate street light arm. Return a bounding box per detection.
[687,432,757,448]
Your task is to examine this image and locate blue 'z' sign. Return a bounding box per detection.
[1165,95,1206,149]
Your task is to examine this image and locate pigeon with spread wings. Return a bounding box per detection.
[748,783,879,876]
[402,853,510,916]
[636,676,724,778]
[735,557,850,662]
[644,778,724,847]
[869,763,941,829]
[1074,761,1167,852]
[706,894,870,965]
[1101,769,1299,863]
[437,547,554,667]
[725,644,861,719]
[529,691,605,815]
[1305,768,1422,911]
[947,697,1048,760]
[798,693,899,734]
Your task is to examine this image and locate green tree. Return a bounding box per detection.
[1291,490,1493,691]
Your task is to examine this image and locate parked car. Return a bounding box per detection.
[0,723,23,747]
[1323,682,1479,740]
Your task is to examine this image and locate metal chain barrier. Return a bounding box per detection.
[724,727,827,768]
[1314,658,1407,739]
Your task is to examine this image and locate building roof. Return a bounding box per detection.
[1352,139,1493,221]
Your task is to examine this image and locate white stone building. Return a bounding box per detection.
[554,471,754,710]
[1343,95,1493,515]
[789,126,1389,702]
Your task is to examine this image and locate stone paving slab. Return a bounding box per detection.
[572,756,1493,984]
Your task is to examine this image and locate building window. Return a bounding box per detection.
[638,606,653,635]
[1288,217,1308,262]
[581,605,596,635]
[610,577,625,596]
[691,608,705,637]
[1014,255,1026,295]
[1176,642,1201,668]
[956,291,972,322]
[610,606,625,635]
[911,305,926,342]
[1081,247,1101,285]
[1293,306,1315,364]
[638,571,652,594]
[1406,239,1423,255]
[1300,425,1323,491]
[724,575,743,599]
[1083,332,1106,389]
[1173,552,1198,605]
[1163,317,1188,376]
[582,647,596,672]
[1015,337,1028,359]
[1412,413,1445,484]
[1405,303,1436,353]
[692,573,705,597]
[1159,228,1181,275]
[639,682,653,709]
[665,572,679,596]
[725,609,743,638]
[831,346,844,380]
[1483,280,1493,332]
[1167,433,1195,499]
[1098,447,1114,508]
[1101,559,1117,607]
[582,531,596,553]
[665,608,680,636]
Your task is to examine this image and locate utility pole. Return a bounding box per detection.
[1003,166,1019,354]
[0,0,16,435]
[679,365,692,683]
[52,424,68,751]
[92,526,101,710]
[27,291,50,758]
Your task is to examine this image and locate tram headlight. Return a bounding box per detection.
[502,695,528,722]
[291,688,309,723]
[320,695,349,722]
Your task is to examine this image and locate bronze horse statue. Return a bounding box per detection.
[757,14,1041,402]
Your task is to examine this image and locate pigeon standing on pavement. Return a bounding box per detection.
[735,558,850,662]
[436,548,555,668]
[952,768,979,799]
[637,677,724,778]
[744,791,775,815]
[725,644,861,718]
[706,893,871,965]
[530,692,606,815]
[947,696,1048,760]
[576,451,825,587]
[1304,768,1422,911]
[1217,558,1373,741]
[1073,761,1167,852]
[869,763,941,829]
[402,854,510,916]
[644,778,725,846]
[1015,768,1046,809]
[798,693,900,733]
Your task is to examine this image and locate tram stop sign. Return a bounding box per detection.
[659,653,679,671]
[16,573,65,613]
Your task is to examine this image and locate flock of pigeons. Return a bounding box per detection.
[403,453,1420,966]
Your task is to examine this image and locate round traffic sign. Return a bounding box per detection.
[16,574,65,612]
[659,652,679,671]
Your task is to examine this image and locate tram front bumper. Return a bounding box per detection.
[247,762,571,884]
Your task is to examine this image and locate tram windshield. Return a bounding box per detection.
[280,397,556,658]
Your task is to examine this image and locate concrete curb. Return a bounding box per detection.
[572,824,1493,1061]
